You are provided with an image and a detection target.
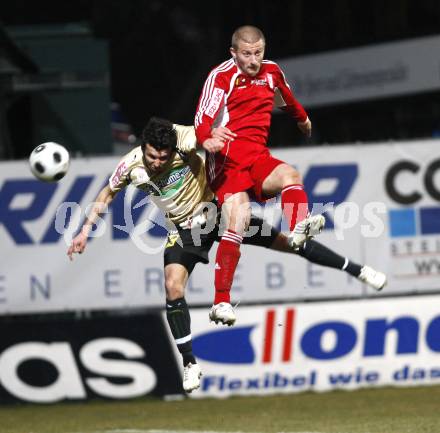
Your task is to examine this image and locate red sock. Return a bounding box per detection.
[281,184,309,231]
[214,230,242,304]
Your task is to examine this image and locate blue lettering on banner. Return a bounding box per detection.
[193,308,440,365]
[426,317,440,352]
[30,274,51,300]
[104,270,122,297]
[266,263,285,289]
[307,263,324,287]
[0,176,169,245]
[0,179,57,244]
[304,164,358,229]
[193,326,255,364]
[144,268,163,294]
[393,365,440,382]
[0,164,359,246]
[201,371,317,392]
[363,317,419,356]
[111,188,160,240]
[301,321,357,359]
[328,368,380,385]
[41,176,94,243]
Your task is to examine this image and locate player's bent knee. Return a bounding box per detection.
[165,278,185,300]
[284,167,302,186]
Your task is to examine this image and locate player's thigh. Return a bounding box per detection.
[164,263,189,300]
[261,163,302,197]
[163,228,215,289]
[212,168,254,206]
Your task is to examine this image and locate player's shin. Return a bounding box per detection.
[297,239,361,276]
[165,297,196,366]
[214,230,242,304]
[281,184,309,230]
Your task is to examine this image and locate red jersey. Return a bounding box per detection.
[194,58,307,147]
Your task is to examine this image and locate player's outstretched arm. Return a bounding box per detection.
[67,185,117,261]
[273,64,311,138]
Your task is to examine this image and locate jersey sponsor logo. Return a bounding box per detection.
[145,166,191,197]
[251,78,268,86]
[205,87,224,118]
[111,161,127,187]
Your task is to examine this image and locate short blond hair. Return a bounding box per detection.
[231,25,265,49]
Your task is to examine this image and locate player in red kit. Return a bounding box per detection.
[194,25,325,326]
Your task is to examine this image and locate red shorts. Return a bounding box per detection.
[206,146,284,205]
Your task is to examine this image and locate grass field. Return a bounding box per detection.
[1,385,439,433]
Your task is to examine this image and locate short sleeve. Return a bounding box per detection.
[109,155,131,192]
[174,124,197,153]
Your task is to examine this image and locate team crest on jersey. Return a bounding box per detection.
[165,232,180,248]
[235,77,247,88]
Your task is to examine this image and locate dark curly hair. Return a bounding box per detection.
[141,117,177,152]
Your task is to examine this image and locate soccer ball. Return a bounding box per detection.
[29,142,70,182]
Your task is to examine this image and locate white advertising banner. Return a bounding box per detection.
[1,138,440,314]
[277,35,440,107]
[181,295,440,398]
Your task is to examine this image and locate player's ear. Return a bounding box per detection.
[230,47,236,59]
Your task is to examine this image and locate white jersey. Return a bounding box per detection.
[109,124,214,224]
